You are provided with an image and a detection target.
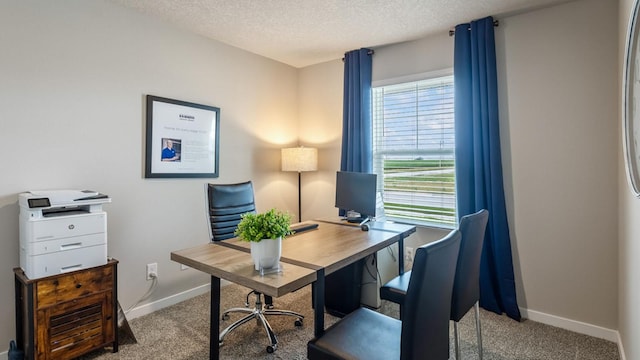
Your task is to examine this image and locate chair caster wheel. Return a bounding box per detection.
[221,313,229,320]
[295,319,303,327]
[267,345,276,353]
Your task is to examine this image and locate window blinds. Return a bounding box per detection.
[372,75,456,227]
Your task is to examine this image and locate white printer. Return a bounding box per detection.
[18,190,111,279]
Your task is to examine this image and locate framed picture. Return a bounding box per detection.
[145,95,220,178]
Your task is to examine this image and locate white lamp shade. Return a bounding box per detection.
[281,147,318,172]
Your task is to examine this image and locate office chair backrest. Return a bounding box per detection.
[402,229,461,360]
[451,209,489,322]
[206,182,256,241]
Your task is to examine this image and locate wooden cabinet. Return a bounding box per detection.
[14,259,118,359]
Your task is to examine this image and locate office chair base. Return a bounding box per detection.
[242,290,273,308]
[219,294,304,353]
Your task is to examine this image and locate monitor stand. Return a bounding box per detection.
[346,216,371,227]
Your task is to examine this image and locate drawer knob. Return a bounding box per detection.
[75,283,82,289]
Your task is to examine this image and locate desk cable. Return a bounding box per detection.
[125,272,158,315]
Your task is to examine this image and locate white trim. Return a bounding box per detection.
[519,307,618,342]
[125,280,232,320]
[617,331,627,360]
[372,68,453,87]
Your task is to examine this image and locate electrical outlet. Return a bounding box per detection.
[405,247,414,262]
[146,262,158,280]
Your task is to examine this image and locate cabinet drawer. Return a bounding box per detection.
[36,265,113,308]
[14,259,118,360]
[37,292,114,360]
[25,213,106,242]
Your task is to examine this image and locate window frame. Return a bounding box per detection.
[372,69,456,229]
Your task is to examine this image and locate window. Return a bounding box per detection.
[372,73,456,227]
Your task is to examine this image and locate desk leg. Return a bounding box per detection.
[210,276,220,360]
[398,235,405,275]
[312,268,325,337]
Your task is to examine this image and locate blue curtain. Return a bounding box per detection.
[454,17,521,321]
[340,48,373,173]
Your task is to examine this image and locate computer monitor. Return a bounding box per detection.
[335,171,377,222]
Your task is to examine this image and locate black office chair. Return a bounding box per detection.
[380,209,489,360]
[307,229,461,360]
[206,181,304,353]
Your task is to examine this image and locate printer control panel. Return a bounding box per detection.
[27,197,51,208]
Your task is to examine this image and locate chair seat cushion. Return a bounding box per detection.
[307,307,401,360]
[380,270,412,305]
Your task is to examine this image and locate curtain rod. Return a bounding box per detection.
[341,49,374,62]
[449,19,499,36]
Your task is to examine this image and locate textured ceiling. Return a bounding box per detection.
[109,0,573,68]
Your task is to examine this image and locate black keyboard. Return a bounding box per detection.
[291,223,319,234]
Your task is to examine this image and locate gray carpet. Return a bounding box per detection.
[81,283,619,359]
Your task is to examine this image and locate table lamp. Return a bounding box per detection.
[281,147,318,222]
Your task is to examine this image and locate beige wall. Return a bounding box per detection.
[501,0,618,330]
[619,0,640,358]
[0,1,298,351]
[297,60,344,221]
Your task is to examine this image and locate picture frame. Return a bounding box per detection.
[145,95,220,178]
[624,0,640,197]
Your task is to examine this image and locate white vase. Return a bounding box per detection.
[250,237,282,271]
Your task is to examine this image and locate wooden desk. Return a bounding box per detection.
[171,243,316,297]
[171,220,415,360]
[222,219,415,275]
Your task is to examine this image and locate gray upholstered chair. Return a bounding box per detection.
[307,229,461,360]
[206,181,304,353]
[380,209,489,359]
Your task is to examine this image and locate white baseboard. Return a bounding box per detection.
[617,332,627,360]
[520,307,628,358]
[125,282,214,320]
[519,307,618,342]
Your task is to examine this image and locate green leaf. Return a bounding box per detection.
[234,208,292,242]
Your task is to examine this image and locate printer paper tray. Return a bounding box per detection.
[21,244,107,279]
[22,233,105,256]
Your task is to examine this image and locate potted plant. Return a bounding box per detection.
[235,208,293,270]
